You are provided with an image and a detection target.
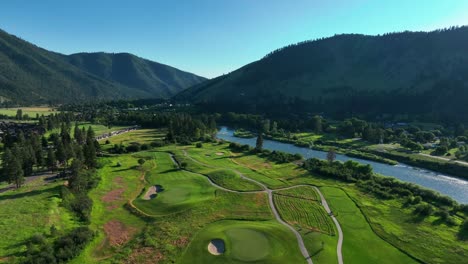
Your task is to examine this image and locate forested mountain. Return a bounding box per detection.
[176,26,468,122]
[0,29,205,104]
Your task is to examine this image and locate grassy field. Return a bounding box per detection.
[179,220,306,264]
[45,123,131,138]
[133,152,216,216]
[273,194,335,235]
[0,178,77,260]
[171,149,263,191]
[70,154,149,263]
[275,186,320,201]
[345,187,468,264]
[0,107,59,117]
[184,145,292,188]
[100,129,166,146]
[320,187,418,264]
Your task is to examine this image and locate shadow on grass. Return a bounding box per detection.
[0,185,61,202]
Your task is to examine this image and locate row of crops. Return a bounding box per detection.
[273,194,335,235]
[275,186,320,201]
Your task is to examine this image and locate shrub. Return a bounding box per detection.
[196,142,203,148]
[105,139,110,144]
[126,143,141,152]
[150,141,165,147]
[459,219,468,240]
[414,203,433,217]
[141,144,149,150]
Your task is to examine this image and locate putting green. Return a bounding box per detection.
[133,152,216,215]
[180,220,306,264]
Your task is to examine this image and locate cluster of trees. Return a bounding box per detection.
[303,158,373,182]
[1,123,99,189]
[166,113,217,144]
[23,226,94,263]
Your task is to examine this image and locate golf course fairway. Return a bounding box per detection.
[180,220,306,264]
[133,152,216,216]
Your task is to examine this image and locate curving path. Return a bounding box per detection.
[179,150,314,264]
[167,150,345,264]
[270,184,344,264]
[313,187,343,264]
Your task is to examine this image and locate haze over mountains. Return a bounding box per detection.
[0,29,206,104]
[177,26,468,122]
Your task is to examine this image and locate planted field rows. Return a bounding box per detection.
[273,194,335,235]
[275,186,320,201]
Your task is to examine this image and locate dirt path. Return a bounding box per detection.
[418,153,468,166]
[178,150,313,264]
[0,171,59,193]
[265,184,344,264]
[313,187,343,264]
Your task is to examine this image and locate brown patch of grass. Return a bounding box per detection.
[101,188,125,203]
[101,177,126,204]
[124,247,164,264]
[172,236,189,248]
[103,220,137,247]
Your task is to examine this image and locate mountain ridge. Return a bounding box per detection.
[0,29,206,104]
[176,26,468,122]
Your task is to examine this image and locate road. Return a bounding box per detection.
[419,153,468,166]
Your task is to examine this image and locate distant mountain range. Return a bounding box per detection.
[0,29,206,104]
[176,26,468,122]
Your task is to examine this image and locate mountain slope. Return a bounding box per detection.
[177,27,468,122]
[0,29,205,104]
[65,52,206,99]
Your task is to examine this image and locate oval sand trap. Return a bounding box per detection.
[142,185,163,200]
[207,239,225,255]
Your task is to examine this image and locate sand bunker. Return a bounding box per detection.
[207,239,225,255]
[142,185,163,200]
[215,152,224,156]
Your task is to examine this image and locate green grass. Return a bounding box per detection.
[71,154,148,263]
[179,220,306,264]
[0,179,77,259]
[0,107,59,117]
[275,186,320,201]
[45,123,130,138]
[101,128,165,145]
[273,194,335,235]
[320,187,417,264]
[171,149,263,192]
[184,144,292,188]
[345,187,468,264]
[133,152,216,216]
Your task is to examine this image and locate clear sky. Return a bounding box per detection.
[1,0,468,78]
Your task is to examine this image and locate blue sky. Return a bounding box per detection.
[1,0,468,78]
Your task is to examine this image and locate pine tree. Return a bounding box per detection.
[256,132,264,152]
[46,148,57,171]
[11,158,24,189]
[1,148,14,183]
[74,124,83,144]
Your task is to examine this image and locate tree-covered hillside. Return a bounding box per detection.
[176,26,468,122]
[0,29,205,104]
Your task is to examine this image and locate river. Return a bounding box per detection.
[217,127,468,204]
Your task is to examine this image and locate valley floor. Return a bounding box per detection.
[1,128,467,263]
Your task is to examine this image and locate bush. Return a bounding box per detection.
[126,143,141,152]
[414,203,433,217]
[459,219,468,240]
[196,142,203,148]
[105,139,110,144]
[150,141,165,147]
[141,144,149,150]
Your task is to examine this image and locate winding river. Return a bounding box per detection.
[217,127,468,204]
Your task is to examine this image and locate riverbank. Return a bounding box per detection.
[233,127,468,179]
[218,127,468,204]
